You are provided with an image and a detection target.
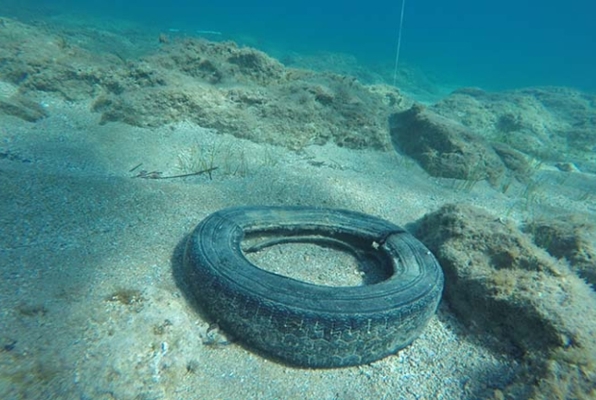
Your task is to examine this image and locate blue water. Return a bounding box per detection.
[8,0,596,92]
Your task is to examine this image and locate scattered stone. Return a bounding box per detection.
[106,288,145,311]
[554,162,580,173]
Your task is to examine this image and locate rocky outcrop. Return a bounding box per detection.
[389,104,531,186]
[416,204,596,399]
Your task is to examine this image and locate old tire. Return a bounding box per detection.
[184,206,444,368]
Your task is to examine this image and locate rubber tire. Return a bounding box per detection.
[184,206,444,368]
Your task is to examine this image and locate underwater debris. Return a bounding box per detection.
[2,339,17,352]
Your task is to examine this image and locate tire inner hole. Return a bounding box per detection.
[242,232,392,287]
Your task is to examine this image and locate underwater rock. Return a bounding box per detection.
[0,18,130,101]
[91,39,406,150]
[0,94,48,122]
[431,87,596,174]
[154,39,286,86]
[416,203,596,351]
[0,18,411,151]
[416,204,596,399]
[490,142,533,181]
[524,215,596,288]
[389,104,506,185]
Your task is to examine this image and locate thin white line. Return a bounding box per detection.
[393,0,406,86]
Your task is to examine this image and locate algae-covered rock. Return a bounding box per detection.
[415,204,596,399]
[389,104,510,186]
[432,87,596,173]
[0,93,48,122]
[524,214,596,288]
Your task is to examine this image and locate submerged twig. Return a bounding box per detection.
[129,163,143,172]
[133,167,218,180]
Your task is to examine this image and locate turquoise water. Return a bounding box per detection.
[6,0,596,92]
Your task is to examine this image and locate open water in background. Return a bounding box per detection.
[3,0,596,92]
